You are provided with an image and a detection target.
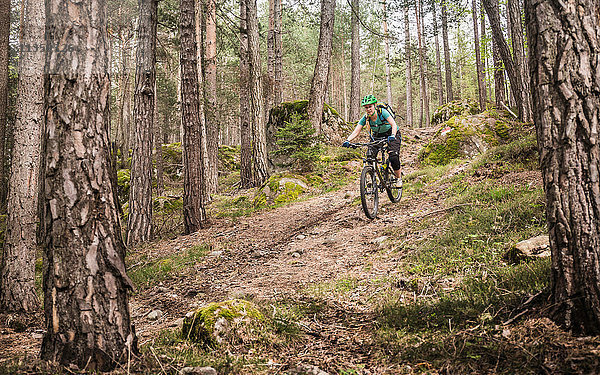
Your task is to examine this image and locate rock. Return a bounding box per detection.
[157,286,170,293]
[180,367,217,375]
[291,252,301,258]
[504,235,550,264]
[372,236,388,244]
[147,310,163,321]
[289,363,329,375]
[210,250,223,257]
[182,299,264,346]
[296,234,306,240]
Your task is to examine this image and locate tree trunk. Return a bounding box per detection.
[526,0,600,335]
[382,0,392,105]
[154,81,164,196]
[267,0,275,117]
[472,0,486,110]
[507,0,531,121]
[274,0,283,105]
[349,0,361,122]
[247,0,269,186]
[127,0,157,246]
[0,0,10,209]
[404,5,413,127]
[441,0,453,101]
[481,3,490,100]
[492,37,505,108]
[204,0,218,195]
[415,0,430,127]
[0,0,44,313]
[40,0,137,369]
[307,0,336,134]
[239,0,252,188]
[180,0,206,233]
[481,0,526,120]
[432,0,444,106]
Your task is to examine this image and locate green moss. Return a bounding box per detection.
[182,299,264,346]
[274,181,305,204]
[153,196,183,213]
[432,100,480,126]
[420,118,473,166]
[306,174,325,187]
[323,102,340,118]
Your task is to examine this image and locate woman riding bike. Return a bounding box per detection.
[342,95,402,187]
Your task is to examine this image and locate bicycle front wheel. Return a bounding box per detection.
[360,166,379,219]
[385,166,402,203]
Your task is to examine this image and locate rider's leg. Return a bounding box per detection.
[388,137,402,178]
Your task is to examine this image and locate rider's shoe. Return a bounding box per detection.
[395,176,403,188]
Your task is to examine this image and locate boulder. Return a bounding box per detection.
[504,235,550,264]
[253,174,310,208]
[431,99,480,126]
[181,299,264,347]
[420,112,514,166]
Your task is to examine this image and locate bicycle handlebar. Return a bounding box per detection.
[347,139,388,149]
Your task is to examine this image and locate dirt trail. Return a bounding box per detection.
[1,127,443,372]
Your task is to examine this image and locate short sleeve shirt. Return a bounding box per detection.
[358,108,392,135]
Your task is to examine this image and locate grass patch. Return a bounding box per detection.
[128,244,210,289]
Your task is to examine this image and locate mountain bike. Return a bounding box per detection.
[348,139,402,219]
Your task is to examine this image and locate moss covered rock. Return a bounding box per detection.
[431,100,480,126]
[420,112,522,166]
[266,100,351,172]
[252,174,310,208]
[181,299,264,346]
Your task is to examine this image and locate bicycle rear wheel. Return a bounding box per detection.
[360,166,379,219]
[385,166,402,203]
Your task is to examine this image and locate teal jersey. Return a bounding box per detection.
[358,108,392,134]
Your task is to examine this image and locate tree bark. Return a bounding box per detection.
[307,0,336,134]
[40,0,137,369]
[127,0,157,246]
[349,0,361,122]
[480,3,490,100]
[432,0,444,106]
[492,37,505,108]
[180,0,206,233]
[441,0,454,101]
[154,80,164,196]
[472,0,486,110]
[204,0,218,195]
[267,0,276,117]
[239,0,252,188]
[382,0,392,105]
[274,0,283,105]
[507,0,531,121]
[415,0,430,127]
[0,0,44,313]
[526,0,600,335]
[404,5,413,127]
[0,0,10,209]
[247,0,269,185]
[482,0,527,120]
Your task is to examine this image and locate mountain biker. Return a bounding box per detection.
[342,94,402,186]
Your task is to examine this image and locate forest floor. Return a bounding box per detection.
[2,125,600,374]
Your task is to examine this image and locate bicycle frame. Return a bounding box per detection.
[350,139,390,189]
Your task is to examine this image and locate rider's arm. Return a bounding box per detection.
[387,116,398,138]
[346,120,365,142]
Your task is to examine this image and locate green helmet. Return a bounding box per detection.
[361,94,377,106]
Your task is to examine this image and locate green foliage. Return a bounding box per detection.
[218,145,240,171]
[128,244,209,289]
[161,142,183,178]
[116,169,130,204]
[273,113,323,172]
